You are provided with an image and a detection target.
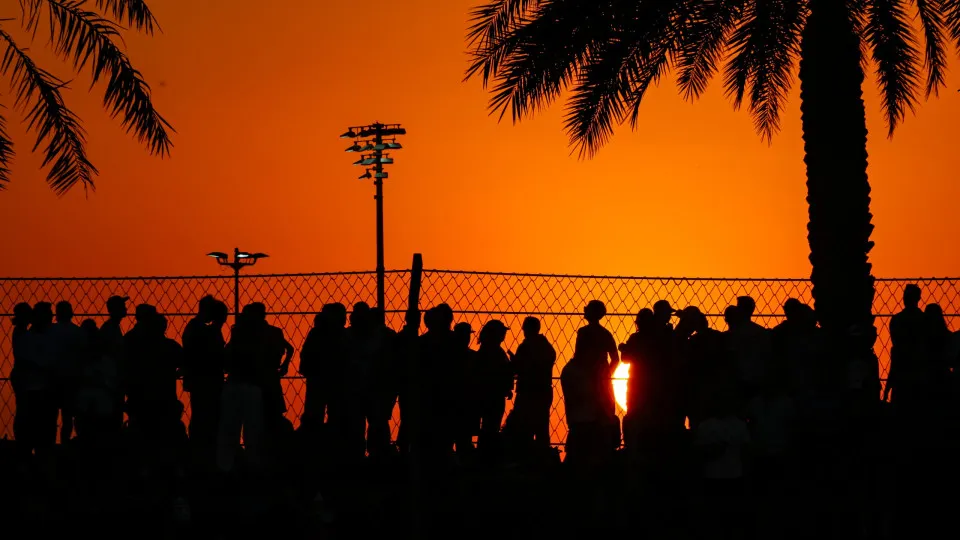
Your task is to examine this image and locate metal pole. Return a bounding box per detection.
[374,125,385,310]
[233,247,241,321]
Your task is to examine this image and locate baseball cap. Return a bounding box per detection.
[106,295,129,308]
[454,322,474,334]
[653,300,675,313]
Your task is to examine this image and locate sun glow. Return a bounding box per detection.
[613,362,630,411]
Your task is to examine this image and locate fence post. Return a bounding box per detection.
[407,253,423,538]
[409,253,423,311]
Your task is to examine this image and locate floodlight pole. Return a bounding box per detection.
[373,126,386,312]
[343,122,406,311]
[232,247,242,318]
[207,247,267,321]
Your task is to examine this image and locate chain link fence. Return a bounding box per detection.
[1,270,958,444]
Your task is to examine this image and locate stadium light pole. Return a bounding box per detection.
[341,122,406,310]
[206,247,268,318]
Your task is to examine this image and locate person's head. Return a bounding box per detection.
[32,302,53,329]
[433,304,454,329]
[80,318,98,337]
[736,296,756,320]
[675,306,706,337]
[584,300,606,323]
[782,298,804,322]
[211,301,229,326]
[521,316,541,339]
[423,307,437,331]
[723,305,740,329]
[197,295,217,322]
[323,302,348,328]
[904,284,921,308]
[242,302,267,324]
[635,308,654,332]
[478,320,509,347]
[652,300,674,326]
[12,302,32,328]
[350,302,370,329]
[55,301,74,324]
[135,304,158,324]
[453,322,474,348]
[925,303,947,332]
[106,295,129,319]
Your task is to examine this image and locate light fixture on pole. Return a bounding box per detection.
[341,122,406,311]
[206,247,268,318]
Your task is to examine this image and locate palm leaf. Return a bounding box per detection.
[483,0,602,121]
[723,0,804,142]
[676,0,748,101]
[864,0,922,136]
[0,112,14,188]
[914,0,948,97]
[95,0,158,33]
[466,0,539,49]
[43,0,173,156]
[0,28,96,194]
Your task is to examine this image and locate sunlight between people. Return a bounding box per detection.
[613,362,630,411]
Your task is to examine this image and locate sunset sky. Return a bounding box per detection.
[0,0,958,279]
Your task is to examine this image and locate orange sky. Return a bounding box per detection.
[0,0,958,279]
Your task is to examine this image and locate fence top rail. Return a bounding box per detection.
[0,269,958,282]
[423,269,960,282]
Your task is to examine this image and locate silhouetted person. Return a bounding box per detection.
[74,319,111,442]
[18,302,58,461]
[123,304,160,431]
[474,320,512,458]
[183,297,227,465]
[394,307,421,455]
[885,284,925,407]
[218,303,286,473]
[677,306,735,431]
[11,303,34,455]
[451,322,478,456]
[366,306,398,460]
[620,309,654,450]
[572,300,620,444]
[259,305,295,440]
[418,304,456,457]
[99,295,128,431]
[503,316,556,457]
[727,295,772,400]
[49,301,86,443]
[299,302,347,432]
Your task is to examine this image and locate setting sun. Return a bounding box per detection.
[613,362,630,412]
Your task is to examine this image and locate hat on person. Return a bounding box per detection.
[454,322,474,334]
[106,295,129,309]
[653,300,675,315]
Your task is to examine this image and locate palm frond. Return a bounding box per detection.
[676,0,747,101]
[723,0,804,142]
[466,0,539,50]
[943,0,960,44]
[563,43,636,158]
[483,1,602,121]
[914,0,948,97]
[864,0,922,136]
[0,28,96,194]
[44,0,173,156]
[0,113,15,188]
[95,0,158,34]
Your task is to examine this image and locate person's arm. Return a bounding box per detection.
[279,337,294,376]
[606,333,620,370]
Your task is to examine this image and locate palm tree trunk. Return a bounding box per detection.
[798,0,877,384]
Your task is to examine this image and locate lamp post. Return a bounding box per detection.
[341,122,406,310]
[206,247,268,318]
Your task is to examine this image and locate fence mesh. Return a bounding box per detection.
[1,270,958,445]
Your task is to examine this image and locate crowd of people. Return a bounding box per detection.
[5,284,960,537]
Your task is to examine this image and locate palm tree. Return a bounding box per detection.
[0,0,171,194]
[466,0,958,373]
